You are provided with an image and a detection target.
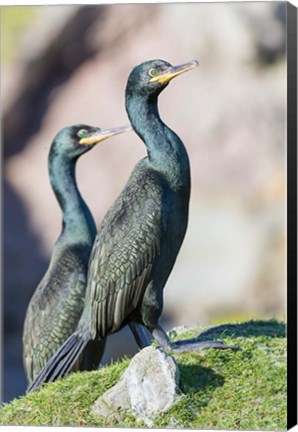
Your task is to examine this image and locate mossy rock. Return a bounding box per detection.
[0,319,286,429]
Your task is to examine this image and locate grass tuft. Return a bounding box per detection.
[0,319,286,429]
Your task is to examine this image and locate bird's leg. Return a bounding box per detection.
[129,323,152,349]
[152,324,240,352]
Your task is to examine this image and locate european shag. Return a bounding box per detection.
[23,123,131,385]
[28,60,237,392]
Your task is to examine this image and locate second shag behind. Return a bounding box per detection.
[23,124,130,385]
[29,59,237,392]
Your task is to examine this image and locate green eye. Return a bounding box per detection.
[78,129,88,138]
[149,68,158,77]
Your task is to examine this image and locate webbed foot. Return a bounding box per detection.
[152,324,240,352]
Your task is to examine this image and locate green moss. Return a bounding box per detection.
[0,320,286,429]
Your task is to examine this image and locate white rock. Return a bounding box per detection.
[92,346,180,425]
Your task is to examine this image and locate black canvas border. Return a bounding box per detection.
[287,2,298,430]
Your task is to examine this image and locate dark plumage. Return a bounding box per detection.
[28,59,237,392]
[23,123,131,385]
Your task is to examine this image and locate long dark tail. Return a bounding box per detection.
[27,330,90,393]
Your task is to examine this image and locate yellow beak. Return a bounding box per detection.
[79,125,132,145]
[149,60,199,85]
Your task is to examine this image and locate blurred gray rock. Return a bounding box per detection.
[92,346,180,426]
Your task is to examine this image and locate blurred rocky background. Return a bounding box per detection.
[2,3,286,402]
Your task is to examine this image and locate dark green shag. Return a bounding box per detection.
[29,59,237,393]
[23,124,130,385]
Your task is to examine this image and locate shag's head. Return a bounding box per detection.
[126,59,198,99]
[52,124,132,159]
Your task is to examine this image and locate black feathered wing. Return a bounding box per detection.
[23,266,86,383]
[24,245,105,388]
[86,167,165,339]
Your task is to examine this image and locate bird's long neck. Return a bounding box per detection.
[48,150,96,246]
[126,94,190,191]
